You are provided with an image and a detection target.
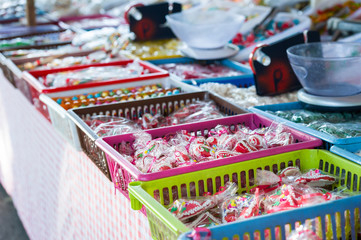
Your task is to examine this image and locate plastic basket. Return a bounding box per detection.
[3,49,96,95]
[22,59,169,121]
[249,102,361,149]
[331,143,361,165]
[96,113,322,195]
[149,57,255,88]
[39,77,200,165]
[68,92,246,180]
[128,149,361,240]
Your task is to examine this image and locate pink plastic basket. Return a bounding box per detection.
[96,113,322,197]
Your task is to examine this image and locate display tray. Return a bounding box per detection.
[149,57,254,88]
[250,101,361,149]
[22,60,169,120]
[96,113,322,195]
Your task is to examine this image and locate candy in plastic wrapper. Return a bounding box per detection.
[221,194,256,223]
[188,143,215,162]
[218,134,238,151]
[89,115,140,137]
[138,113,165,129]
[287,219,321,240]
[168,183,237,221]
[233,140,258,153]
[295,169,336,187]
[215,150,239,159]
[185,212,222,229]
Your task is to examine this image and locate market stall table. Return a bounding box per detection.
[0,71,152,239]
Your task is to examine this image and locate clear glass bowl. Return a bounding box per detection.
[166,9,245,49]
[287,42,361,97]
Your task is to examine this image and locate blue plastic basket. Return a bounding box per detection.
[149,57,254,88]
[249,102,361,149]
[331,143,361,165]
[178,194,361,240]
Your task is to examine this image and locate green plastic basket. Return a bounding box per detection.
[129,149,361,240]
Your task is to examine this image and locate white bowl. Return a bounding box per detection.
[166,9,245,49]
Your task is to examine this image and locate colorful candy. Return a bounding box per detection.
[119,123,294,173]
[271,109,361,138]
[158,62,245,79]
[54,84,181,110]
[232,18,300,48]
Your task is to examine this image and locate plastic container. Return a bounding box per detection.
[287,42,361,97]
[22,60,169,121]
[330,143,361,165]
[166,9,245,49]
[3,49,97,95]
[68,92,245,180]
[249,101,361,149]
[128,149,361,240]
[149,57,254,87]
[97,113,322,195]
[39,77,201,175]
[234,12,311,61]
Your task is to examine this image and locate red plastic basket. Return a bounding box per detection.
[22,60,170,121]
[96,113,322,198]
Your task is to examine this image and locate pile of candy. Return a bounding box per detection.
[271,110,361,138]
[119,39,182,60]
[65,17,124,30]
[87,101,225,137]
[19,51,119,71]
[200,83,298,108]
[158,62,245,79]
[54,84,181,110]
[118,123,294,173]
[310,1,361,29]
[232,18,300,48]
[41,61,146,87]
[168,166,354,230]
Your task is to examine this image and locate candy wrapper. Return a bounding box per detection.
[88,115,141,137]
[221,190,262,223]
[166,101,225,126]
[121,122,295,173]
[42,61,146,87]
[287,219,321,240]
[256,167,337,192]
[168,182,237,222]
[158,62,244,80]
[272,110,361,139]
[199,84,298,108]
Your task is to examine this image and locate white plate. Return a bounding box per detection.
[181,43,239,60]
[298,89,361,108]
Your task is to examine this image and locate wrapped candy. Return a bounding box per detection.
[199,84,298,108]
[42,61,146,87]
[168,183,237,221]
[221,193,259,223]
[120,122,296,173]
[287,219,321,240]
[272,110,361,139]
[88,115,140,137]
[158,62,245,79]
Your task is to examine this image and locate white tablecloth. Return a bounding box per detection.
[0,74,152,240]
